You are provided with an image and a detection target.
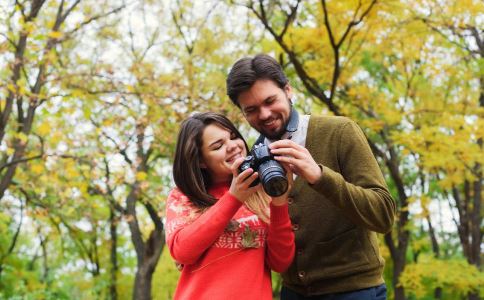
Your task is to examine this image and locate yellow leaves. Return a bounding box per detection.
[15,132,28,145]
[65,166,80,178]
[360,118,385,132]
[31,163,44,175]
[136,171,148,181]
[126,85,136,93]
[37,122,51,136]
[6,83,16,93]
[400,256,484,298]
[70,89,84,98]
[48,31,63,39]
[5,147,14,156]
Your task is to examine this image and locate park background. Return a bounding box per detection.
[0,0,482,299]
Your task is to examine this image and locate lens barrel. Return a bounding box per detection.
[258,160,288,197]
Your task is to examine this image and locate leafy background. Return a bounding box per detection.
[0,0,482,299]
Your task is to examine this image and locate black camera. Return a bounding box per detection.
[238,143,288,197]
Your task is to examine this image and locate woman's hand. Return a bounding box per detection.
[229,157,260,202]
[270,165,294,206]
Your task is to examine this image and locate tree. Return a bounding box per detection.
[0,0,125,201]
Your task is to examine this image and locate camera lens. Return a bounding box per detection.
[258,160,288,197]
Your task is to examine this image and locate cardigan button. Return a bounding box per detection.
[292,224,300,231]
[298,271,306,279]
[287,197,294,204]
[297,248,303,255]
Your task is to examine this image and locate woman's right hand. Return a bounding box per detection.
[229,157,260,202]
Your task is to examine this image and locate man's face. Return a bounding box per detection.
[237,79,293,140]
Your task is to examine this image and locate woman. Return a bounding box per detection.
[165,112,295,300]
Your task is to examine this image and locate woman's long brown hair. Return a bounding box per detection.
[173,112,269,222]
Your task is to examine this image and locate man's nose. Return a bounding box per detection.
[258,107,271,120]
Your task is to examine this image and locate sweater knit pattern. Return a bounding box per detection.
[165,183,295,300]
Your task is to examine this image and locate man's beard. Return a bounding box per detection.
[260,122,287,140]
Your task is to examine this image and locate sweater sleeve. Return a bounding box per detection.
[265,203,295,272]
[310,120,396,233]
[165,189,242,265]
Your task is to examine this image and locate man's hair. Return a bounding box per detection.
[226,54,288,106]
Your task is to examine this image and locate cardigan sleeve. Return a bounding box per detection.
[265,203,295,272]
[165,189,242,265]
[309,120,396,233]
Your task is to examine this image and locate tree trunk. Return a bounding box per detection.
[392,252,407,300]
[426,216,442,300]
[132,229,164,300]
[133,266,154,300]
[109,208,118,300]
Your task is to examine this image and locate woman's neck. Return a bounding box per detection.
[209,179,231,189]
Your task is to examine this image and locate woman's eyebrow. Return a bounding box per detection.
[208,138,223,148]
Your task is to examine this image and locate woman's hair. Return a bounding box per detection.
[173,112,269,222]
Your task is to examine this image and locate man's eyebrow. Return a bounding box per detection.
[261,95,277,103]
[243,95,276,110]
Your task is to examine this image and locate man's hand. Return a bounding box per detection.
[269,140,322,185]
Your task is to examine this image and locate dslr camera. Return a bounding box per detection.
[238,143,288,197]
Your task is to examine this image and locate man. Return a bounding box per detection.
[226,54,396,300]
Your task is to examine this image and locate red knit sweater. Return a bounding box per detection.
[165,182,295,300]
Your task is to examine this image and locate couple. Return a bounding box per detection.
[165,54,396,300]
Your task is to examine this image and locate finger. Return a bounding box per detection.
[243,172,259,187]
[245,184,260,194]
[231,157,246,176]
[270,147,306,159]
[277,161,291,172]
[269,140,306,151]
[237,168,255,182]
[285,167,293,182]
[273,155,301,166]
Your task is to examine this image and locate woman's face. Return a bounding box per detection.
[200,124,247,184]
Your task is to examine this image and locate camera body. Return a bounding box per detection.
[239,143,288,197]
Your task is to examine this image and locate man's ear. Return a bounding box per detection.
[284,84,293,101]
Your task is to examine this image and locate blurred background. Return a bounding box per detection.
[0,0,482,299]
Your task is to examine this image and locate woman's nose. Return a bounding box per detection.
[227,139,239,151]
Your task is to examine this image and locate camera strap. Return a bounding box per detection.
[252,107,300,148]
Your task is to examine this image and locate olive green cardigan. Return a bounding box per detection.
[281,115,396,296]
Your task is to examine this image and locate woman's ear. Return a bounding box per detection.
[200,161,207,169]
